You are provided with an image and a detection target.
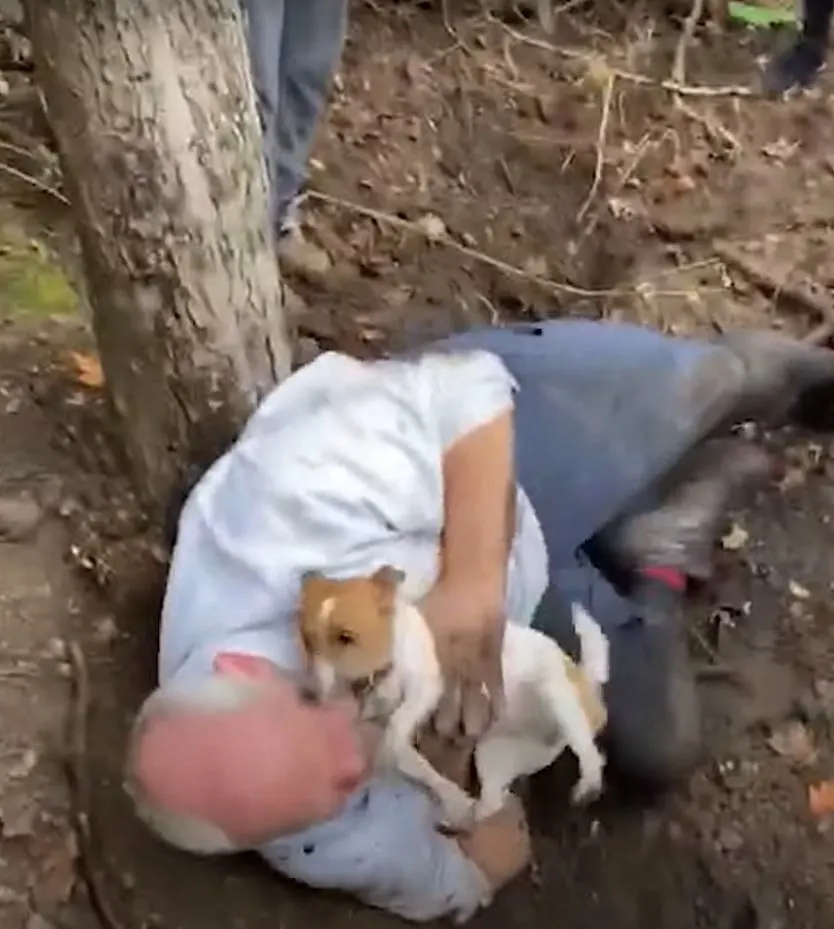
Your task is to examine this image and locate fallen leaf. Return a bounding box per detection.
[7,748,39,780]
[522,255,549,278]
[415,213,446,242]
[778,465,806,492]
[789,580,811,600]
[68,351,104,389]
[0,797,35,837]
[607,196,638,221]
[721,523,749,551]
[809,779,834,819]
[32,829,78,909]
[585,56,613,89]
[93,616,119,645]
[766,720,817,766]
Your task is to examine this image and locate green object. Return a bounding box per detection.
[727,1,797,27]
[0,225,78,320]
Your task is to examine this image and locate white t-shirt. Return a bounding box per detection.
[159,349,548,922]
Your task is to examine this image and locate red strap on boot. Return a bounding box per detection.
[638,565,687,592]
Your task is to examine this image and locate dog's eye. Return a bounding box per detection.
[335,629,355,646]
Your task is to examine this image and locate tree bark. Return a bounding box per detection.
[26,0,291,516]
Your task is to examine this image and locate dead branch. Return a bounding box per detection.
[672,0,705,89]
[0,158,69,204]
[307,188,723,301]
[499,22,752,98]
[65,640,125,929]
[576,73,615,224]
[714,241,834,328]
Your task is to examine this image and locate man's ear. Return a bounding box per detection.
[212,652,280,681]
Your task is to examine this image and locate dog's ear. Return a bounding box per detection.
[372,565,405,588]
[371,565,404,615]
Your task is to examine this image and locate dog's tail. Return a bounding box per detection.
[571,603,610,689]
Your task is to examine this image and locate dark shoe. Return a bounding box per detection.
[762,36,826,97]
[717,330,834,430]
[598,438,772,580]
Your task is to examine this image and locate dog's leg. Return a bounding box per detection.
[472,737,513,821]
[540,673,606,805]
[474,735,565,821]
[384,693,476,830]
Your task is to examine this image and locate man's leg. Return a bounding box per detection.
[587,437,772,584]
[273,0,348,278]
[532,557,700,788]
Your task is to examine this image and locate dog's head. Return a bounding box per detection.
[298,566,405,698]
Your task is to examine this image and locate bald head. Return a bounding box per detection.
[126,676,267,854]
[125,659,373,855]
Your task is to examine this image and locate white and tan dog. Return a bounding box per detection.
[298,566,609,831]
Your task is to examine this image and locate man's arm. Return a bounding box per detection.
[260,778,526,923]
[420,351,518,738]
[438,408,515,606]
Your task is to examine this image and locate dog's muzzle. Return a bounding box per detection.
[349,662,393,700]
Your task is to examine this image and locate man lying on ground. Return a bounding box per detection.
[125,320,834,922]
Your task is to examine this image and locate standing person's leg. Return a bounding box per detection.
[240,0,286,234]
[274,0,349,278]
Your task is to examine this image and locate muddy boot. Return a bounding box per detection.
[600,438,773,580]
[716,330,834,431]
[532,557,699,791]
[603,575,701,790]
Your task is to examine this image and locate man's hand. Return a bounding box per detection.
[455,796,531,891]
[420,582,505,743]
[425,408,515,742]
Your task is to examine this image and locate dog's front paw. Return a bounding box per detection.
[570,756,605,806]
[436,791,478,834]
[471,789,508,824]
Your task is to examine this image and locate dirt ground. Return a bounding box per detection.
[2,2,834,929]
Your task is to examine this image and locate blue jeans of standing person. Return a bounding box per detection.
[240,0,349,235]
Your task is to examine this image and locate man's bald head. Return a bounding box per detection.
[125,658,373,855]
[126,675,265,854]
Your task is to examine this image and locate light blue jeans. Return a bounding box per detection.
[241,0,348,234]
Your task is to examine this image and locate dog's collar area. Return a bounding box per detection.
[350,663,393,699]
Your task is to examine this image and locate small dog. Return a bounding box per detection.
[298,566,609,831]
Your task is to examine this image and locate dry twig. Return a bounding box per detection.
[307,188,720,300]
[678,99,741,153]
[668,0,741,153]
[498,21,751,98]
[0,159,69,205]
[575,73,615,224]
[672,0,705,89]
[0,662,39,680]
[715,241,834,328]
[65,640,124,929]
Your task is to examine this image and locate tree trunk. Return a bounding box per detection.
[26,0,291,517]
